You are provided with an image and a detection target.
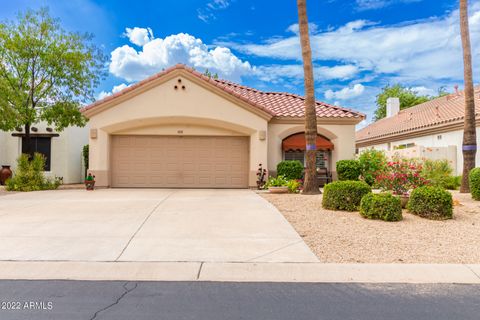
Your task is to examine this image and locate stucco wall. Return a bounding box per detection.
[87,74,269,187]
[268,122,357,178]
[357,127,480,175]
[0,122,88,184]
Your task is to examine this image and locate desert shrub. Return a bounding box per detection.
[265,175,289,188]
[360,193,402,222]
[407,186,453,220]
[286,179,302,193]
[422,159,456,189]
[277,160,304,180]
[442,175,462,190]
[470,168,480,200]
[336,160,361,181]
[358,149,388,186]
[322,180,372,211]
[5,153,60,192]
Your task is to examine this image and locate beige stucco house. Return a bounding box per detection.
[81,64,364,188]
[356,90,480,175]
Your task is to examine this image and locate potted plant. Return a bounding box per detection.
[266,175,289,193]
[84,173,95,191]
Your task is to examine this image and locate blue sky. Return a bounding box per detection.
[0,0,478,127]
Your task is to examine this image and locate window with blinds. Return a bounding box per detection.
[284,150,330,169]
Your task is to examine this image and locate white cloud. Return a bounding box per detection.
[410,86,437,96]
[325,84,365,100]
[124,27,154,46]
[228,5,480,83]
[356,0,422,11]
[97,83,130,100]
[198,0,232,22]
[254,64,359,83]
[286,23,319,34]
[109,31,252,82]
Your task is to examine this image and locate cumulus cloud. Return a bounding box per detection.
[227,5,480,83]
[410,86,437,96]
[325,84,365,100]
[97,83,130,100]
[109,31,252,82]
[124,27,154,46]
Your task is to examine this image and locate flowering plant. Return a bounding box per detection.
[375,159,428,195]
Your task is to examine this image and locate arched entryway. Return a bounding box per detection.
[281,132,334,170]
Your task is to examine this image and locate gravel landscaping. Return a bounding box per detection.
[261,191,480,263]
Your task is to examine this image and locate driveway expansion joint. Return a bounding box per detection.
[114,191,176,261]
[465,264,480,280]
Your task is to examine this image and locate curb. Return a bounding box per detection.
[0,261,479,283]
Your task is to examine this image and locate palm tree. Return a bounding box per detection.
[459,0,477,193]
[297,0,319,194]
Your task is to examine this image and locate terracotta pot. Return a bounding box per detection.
[398,195,409,209]
[84,180,95,191]
[269,186,289,194]
[0,165,12,185]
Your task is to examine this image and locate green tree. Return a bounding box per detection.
[374,84,447,121]
[0,8,107,155]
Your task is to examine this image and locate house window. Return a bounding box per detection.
[284,150,329,169]
[21,137,52,171]
[394,143,415,150]
[437,135,442,140]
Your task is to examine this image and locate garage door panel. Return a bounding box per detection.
[112,136,249,188]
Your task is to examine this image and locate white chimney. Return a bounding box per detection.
[386,97,400,118]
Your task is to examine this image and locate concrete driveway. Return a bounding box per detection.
[0,189,317,263]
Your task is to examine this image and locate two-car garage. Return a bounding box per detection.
[110,135,250,188]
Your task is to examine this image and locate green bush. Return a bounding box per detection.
[358,149,388,186]
[5,153,61,192]
[286,179,302,193]
[407,186,453,220]
[265,175,289,187]
[322,181,372,211]
[442,175,462,190]
[360,193,402,222]
[336,160,361,181]
[277,160,304,180]
[470,168,480,200]
[422,159,457,189]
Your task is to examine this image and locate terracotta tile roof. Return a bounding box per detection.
[82,64,364,120]
[356,88,480,143]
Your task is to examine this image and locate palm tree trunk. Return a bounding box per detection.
[297,0,319,195]
[460,0,477,193]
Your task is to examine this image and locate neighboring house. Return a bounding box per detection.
[81,64,364,188]
[0,122,88,184]
[356,89,480,175]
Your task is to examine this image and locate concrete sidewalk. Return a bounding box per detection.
[0,261,479,284]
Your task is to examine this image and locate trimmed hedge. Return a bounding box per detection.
[322,180,372,211]
[469,168,480,200]
[360,193,402,222]
[407,186,453,220]
[277,160,304,180]
[336,160,361,181]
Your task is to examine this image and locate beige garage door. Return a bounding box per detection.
[111,136,249,188]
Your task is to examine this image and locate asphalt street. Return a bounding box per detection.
[0,280,479,320]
